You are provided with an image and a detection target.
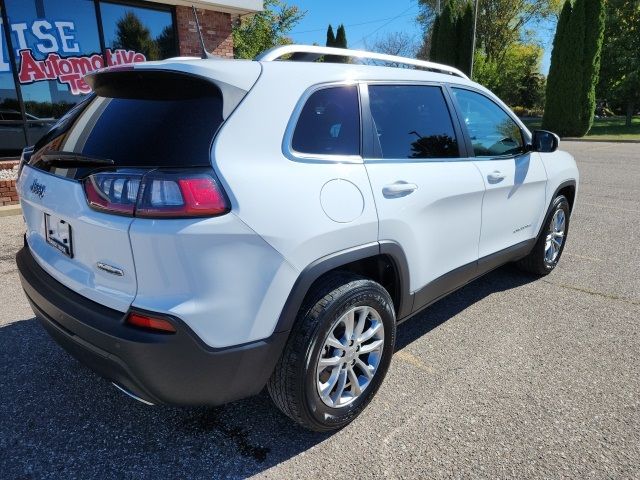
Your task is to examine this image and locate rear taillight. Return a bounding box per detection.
[136,171,228,218]
[17,146,34,181]
[125,312,176,333]
[84,171,141,215]
[83,169,229,218]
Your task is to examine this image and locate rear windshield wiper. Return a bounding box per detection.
[40,151,115,168]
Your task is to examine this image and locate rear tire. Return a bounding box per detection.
[516,195,570,275]
[267,272,396,432]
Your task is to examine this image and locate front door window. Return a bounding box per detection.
[451,88,524,157]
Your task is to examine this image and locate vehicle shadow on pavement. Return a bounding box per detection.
[0,265,535,479]
[395,265,537,352]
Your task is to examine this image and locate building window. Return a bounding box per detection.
[0,0,179,157]
[100,1,176,61]
[0,3,27,155]
[3,0,102,125]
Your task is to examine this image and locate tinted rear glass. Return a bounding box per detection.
[29,71,224,176]
[81,96,222,166]
[292,86,360,156]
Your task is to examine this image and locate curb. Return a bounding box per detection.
[0,204,21,217]
[562,138,640,144]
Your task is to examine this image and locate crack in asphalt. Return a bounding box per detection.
[542,279,640,306]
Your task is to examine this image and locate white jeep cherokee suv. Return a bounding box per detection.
[16,46,578,431]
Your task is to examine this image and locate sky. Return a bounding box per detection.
[287,0,554,74]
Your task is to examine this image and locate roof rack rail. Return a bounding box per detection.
[255,45,469,80]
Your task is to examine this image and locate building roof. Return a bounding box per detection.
[142,0,262,15]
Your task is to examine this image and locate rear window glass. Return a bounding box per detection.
[29,71,224,174]
[291,86,360,157]
[81,95,222,167]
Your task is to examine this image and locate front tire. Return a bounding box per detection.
[267,273,396,431]
[516,194,571,275]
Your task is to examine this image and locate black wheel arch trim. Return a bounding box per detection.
[378,240,413,318]
[535,179,576,242]
[551,179,577,209]
[273,241,413,333]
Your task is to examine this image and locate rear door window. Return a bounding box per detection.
[368,85,460,159]
[291,86,360,157]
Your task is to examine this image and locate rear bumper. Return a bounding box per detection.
[16,245,288,406]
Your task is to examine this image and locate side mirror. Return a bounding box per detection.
[530,129,560,153]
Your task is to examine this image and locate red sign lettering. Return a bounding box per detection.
[17,48,147,95]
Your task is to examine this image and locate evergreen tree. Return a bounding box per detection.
[334,24,348,62]
[325,24,347,63]
[326,24,336,47]
[543,0,575,135]
[325,24,339,62]
[563,0,586,135]
[435,3,457,67]
[456,2,474,75]
[428,1,474,74]
[429,15,441,61]
[156,25,176,59]
[576,0,605,135]
[545,0,604,136]
[113,11,159,60]
[335,24,348,48]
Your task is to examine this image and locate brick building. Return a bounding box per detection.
[0,0,262,160]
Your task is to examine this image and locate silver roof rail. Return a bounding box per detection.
[255,44,469,80]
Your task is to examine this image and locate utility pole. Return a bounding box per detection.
[469,0,479,79]
[437,0,441,14]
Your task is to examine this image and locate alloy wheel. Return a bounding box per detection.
[316,306,385,408]
[544,208,566,265]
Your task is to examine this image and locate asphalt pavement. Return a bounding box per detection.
[0,141,638,479]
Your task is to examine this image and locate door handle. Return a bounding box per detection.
[382,182,418,198]
[487,171,506,183]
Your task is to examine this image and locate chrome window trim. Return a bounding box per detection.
[282,81,363,164]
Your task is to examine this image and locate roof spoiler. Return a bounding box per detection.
[84,69,247,119]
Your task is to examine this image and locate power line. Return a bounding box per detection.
[352,3,419,48]
[290,12,417,35]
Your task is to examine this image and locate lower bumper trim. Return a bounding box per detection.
[17,245,289,406]
[112,383,155,405]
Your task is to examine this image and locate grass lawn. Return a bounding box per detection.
[521,116,640,141]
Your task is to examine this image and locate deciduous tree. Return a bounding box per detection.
[418,0,561,63]
[475,42,545,109]
[367,32,418,59]
[232,0,305,59]
[597,0,640,126]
